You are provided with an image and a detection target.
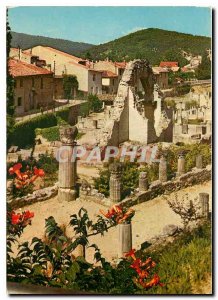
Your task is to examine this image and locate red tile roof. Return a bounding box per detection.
[8,59,53,77]
[159,61,178,68]
[115,61,127,69]
[102,70,118,78]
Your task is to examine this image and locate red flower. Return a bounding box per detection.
[113,205,122,214]
[143,274,163,289]
[23,210,34,220]
[130,258,142,274]
[9,163,23,179]
[34,167,45,177]
[125,249,136,260]
[11,212,21,225]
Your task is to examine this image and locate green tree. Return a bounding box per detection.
[85,51,92,61]
[6,10,15,137]
[195,54,211,80]
[88,94,103,112]
[63,75,79,100]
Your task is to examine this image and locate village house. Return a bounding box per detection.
[10,47,47,67]
[152,67,169,89]
[159,61,180,72]
[9,59,54,116]
[93,60,127,95]
[24,46,103,96]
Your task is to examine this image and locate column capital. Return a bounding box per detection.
[109,162,122,176]
[59,126,78,145]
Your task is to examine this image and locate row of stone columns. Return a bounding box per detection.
[108,154,204,202]
[57,127,203,203]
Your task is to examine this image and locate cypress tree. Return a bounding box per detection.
[6,9,15,137]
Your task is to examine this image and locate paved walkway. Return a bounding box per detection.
[15,100,86,123]
[16,180,212,263]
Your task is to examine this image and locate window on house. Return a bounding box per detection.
[91,87,94,94]
[32,77,35,87]
[40,77,43,89]
[93,74,96,81]
[96,87,98,94]
[20,78,23,88]
[17,97,22,106]
[119,69,122,76]
[112,79,115,86]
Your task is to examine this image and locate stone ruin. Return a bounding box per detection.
[96,59,173,147]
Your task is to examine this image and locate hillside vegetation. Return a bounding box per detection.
[80,28,211,66]
[11,31,94,55]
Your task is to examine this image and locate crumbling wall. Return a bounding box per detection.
[97,59,173,146]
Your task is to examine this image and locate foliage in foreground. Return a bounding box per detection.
[7,206,162,294]
[140,222,212,294]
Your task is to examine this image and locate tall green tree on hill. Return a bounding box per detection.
[196,54,211,80]
[6,10,15,137]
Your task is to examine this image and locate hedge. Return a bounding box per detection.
[56,107,70,123]
[8,113,57,148]
[35,126,60,142]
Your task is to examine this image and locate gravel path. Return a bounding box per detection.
[16,180,212,263]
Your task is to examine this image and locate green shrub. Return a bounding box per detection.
[8,113,57,148]
[35,126,60,142]
[94,161,159,198]
[140,222,211,294]
[56,107,70,123]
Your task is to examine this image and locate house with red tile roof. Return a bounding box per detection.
[8,59,54,116]
[159,61,178,68]
[93,60,127,94]
[25,46,103,95]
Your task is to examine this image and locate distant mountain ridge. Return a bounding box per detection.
[79,28,211,66]
[11,31,94,56]
[11,28,211,67]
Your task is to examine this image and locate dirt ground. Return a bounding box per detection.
[16,180,212,263]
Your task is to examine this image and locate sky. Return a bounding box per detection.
[8,6,212,45]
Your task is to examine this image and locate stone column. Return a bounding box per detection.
[159,156,167,182]
[93,120,98,129]
[118,222,132,258]
[182,124,188,134]
[206,120,212,134]
[196,155,203,169]
[139,172,148,192]
[176,154,185,177]
[58,126,78,202]
[109,162,122,202]
[199,193,209,219]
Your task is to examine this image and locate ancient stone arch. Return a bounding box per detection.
[97,59,172,147]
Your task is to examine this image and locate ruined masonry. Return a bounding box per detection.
[97,59,173,147]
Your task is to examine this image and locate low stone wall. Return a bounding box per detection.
[7,184,58,209]
[118,165,212,209]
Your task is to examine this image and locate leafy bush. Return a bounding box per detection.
[175,84,191,96]
[8,113,57,148]
[88,94,103,113]
[36,126,60,142]
[7,206,163,294]
[56,107,70,123]
[140,222,211,294]
[94,161,159,199]
[159,143,211,175]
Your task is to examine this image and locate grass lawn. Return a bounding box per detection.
[139,222,212,294]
